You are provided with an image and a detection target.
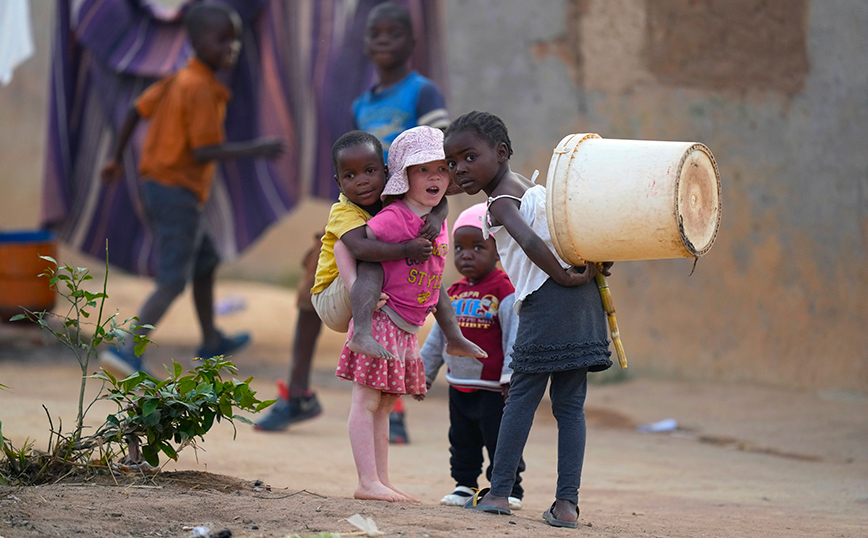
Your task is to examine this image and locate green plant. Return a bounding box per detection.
[9,250,152,446]
[93,357,275,467]
[1,248,274,484]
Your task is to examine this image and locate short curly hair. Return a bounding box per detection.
[331,130,385,170]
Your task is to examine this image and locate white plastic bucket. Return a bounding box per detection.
[546,133,721,264]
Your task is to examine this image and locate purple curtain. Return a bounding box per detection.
[42,0,448,275]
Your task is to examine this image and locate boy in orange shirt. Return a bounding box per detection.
[100,3,283,376]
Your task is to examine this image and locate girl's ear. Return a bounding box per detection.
[333,174,343,192]
[496,142,509,163]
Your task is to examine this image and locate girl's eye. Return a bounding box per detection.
[467,154,476,162]
[366,168,376,174]
[439,166,448,173]
[447,161,455,169]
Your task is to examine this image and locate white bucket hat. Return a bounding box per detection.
[382,126,445,199]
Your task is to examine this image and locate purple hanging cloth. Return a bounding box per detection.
[41,0,448,276]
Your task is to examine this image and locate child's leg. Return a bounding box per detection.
[479,390,526,500]
[479,371,549,509]
[347,261,394,359]
[373,393,419,502]
[192,266,219,348]
[347,383,413,501]
[128,181,201,351]
[448,387,485,489]
[433,287,487,358]
[548,368,588,522]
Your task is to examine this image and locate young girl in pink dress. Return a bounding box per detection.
[336,126,484,502]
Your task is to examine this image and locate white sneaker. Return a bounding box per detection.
[440,485,475,506]
[508,496,523,510]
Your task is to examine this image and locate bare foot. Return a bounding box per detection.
[354,483,404,502]
[375,292,389,311]
[384,483,420,503]
[446,336,487,358]
[348,333,396,359]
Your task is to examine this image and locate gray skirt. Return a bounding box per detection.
[510,278,612,374]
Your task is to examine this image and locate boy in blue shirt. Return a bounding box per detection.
[351,1,451,444]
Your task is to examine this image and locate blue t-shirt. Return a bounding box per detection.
[352,71,448,157]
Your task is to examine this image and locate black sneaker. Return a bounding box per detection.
[388,411,409,444]
[254,392,322,431]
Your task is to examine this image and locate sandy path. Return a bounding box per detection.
[1,277,866,537]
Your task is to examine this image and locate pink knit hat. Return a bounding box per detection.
[382,126,446,199]
[452,202,488,235]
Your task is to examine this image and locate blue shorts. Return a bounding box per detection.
[141,180,220,290]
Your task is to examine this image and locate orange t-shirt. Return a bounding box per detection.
[136,58,231,203]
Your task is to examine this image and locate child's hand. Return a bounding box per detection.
[599,261,614,276]
[254,137,285,159]
[402,237,433,261]
[414,382,432,401]
[419,212,445,241]
[376,292,389,311]
[100,160,123,183]
[500,383,510,401]
[561,263,598,286]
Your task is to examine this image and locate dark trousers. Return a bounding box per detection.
[448,386,525,499]
[489,368,588,504]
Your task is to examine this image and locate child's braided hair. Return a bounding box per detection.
[445,111,513,158]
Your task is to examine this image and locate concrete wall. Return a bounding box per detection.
[2,0,866,391]
[442,0,868,391]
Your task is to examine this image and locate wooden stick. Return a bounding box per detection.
[595,271,627,369]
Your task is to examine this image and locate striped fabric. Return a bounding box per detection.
[42,0,447,275]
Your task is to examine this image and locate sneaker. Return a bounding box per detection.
[508,496,523,511]
[388,411,409,444]
[440,485,475,506]
[254,392,323,431]
[100,347,146,378]
[197,331,251,359]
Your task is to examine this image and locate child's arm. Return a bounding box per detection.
[489,197,598,287]
[342,225,432,262]
[418,196,448,241]
[101,107,141,182]
[416,321,448,401]
[192,138,284,163]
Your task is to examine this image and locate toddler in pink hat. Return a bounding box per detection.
[335,125,487,502]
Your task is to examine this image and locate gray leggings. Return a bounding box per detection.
[489,367,588,504]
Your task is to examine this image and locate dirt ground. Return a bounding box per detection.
[1,276,867,537]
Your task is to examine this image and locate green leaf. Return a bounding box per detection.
[142,399,159,417]
[173,361,183,379]
[160,442,178,461]
[134,340,148,357]
[142,409,161,426]
[142,444,160,467]
[256,399,278,412]
[39,255,57,264]
[9,314,26,322]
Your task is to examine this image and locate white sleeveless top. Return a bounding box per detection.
[483,172,570,314]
